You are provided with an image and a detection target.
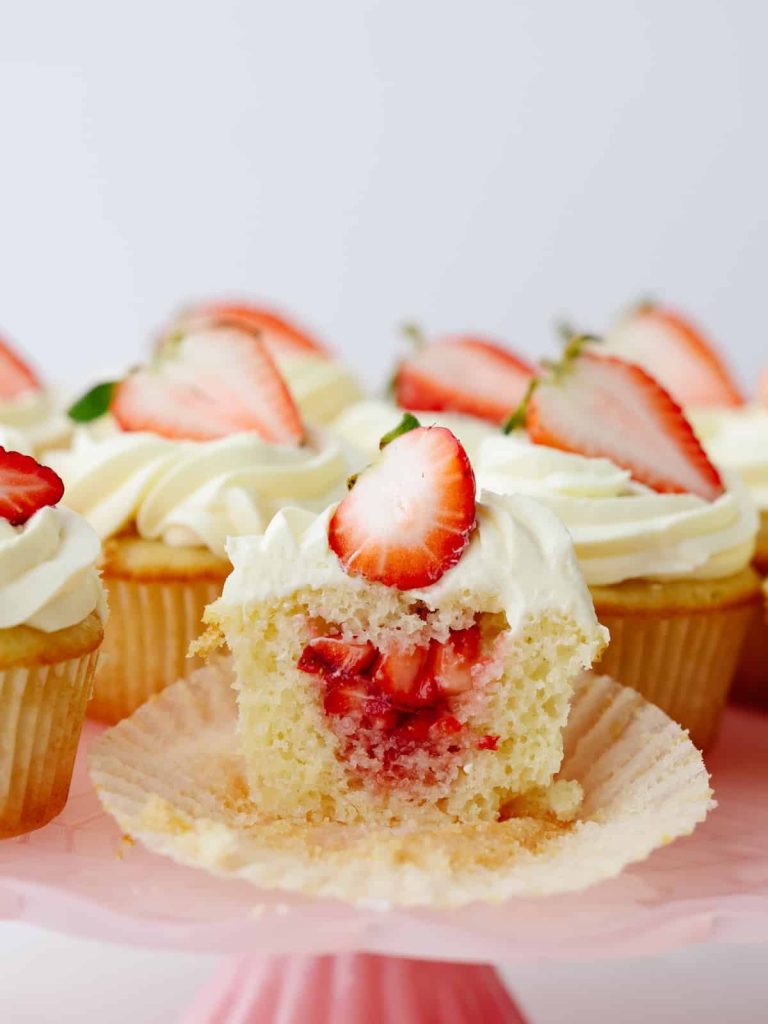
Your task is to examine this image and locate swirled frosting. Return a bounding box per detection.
[49,423,349,559]
[477,434,758,585]
[687,406,768,512]
[0,389,71,455]
[330,399,496,470]
[221,495,606,644]
[276,354,362,425]
[0,506,105,632]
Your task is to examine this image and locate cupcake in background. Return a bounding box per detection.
[162,300,363,425]
[330,326,536,468]
[0,448,105,836]
[603,302,768,704]
[51,322,348,724]
[0,331,71,456]
[477,336,760,749]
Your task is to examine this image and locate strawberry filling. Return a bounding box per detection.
[298,621,499,783]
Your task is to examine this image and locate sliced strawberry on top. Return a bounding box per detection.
[113,325,304,444]
[0,336,41,400]
[171,301,330,360]
[605,305,744,408]
[298,637,377,679]
[428,624,481,697]
[328,425,476,590]
[395,336,536,425]
[527,352,724,501]
[0,448,64,526]
[372,644,436,708]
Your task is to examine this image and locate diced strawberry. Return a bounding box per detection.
[428,624,481,697]
[113,325,303,444]
[397,709,462,743]
[395,336,536,425]
[298,637,376,679]
[362,693,402,731]
[527,352,724,501]
[0,448,64,526]
[323,678,370,718]
[0,336,41,400]
[605,305,744,408]
[169,301,330,359]
[328,425,476,589]
[477,734,499,751]
[372,644,436,708]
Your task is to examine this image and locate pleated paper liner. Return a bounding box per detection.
[88,575,223,724]
[0,650,100,838]
[89,663,713,908]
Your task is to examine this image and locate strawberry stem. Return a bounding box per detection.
[400,322,427,349]
[501,377,538,434]
[379,412,421,449]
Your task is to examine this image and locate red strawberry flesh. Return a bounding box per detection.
[0,337,41,400]
[298,637,376,679]
[328,426,476,590]
[527,352,724,501]
[395,336,535,425]
[428,624,480,696]
[172,302,330,359]
[0,448,64,526]
[373,644,436,708]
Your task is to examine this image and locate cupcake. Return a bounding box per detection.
[51,323,348,724]
[163,300,363,425]
[199,419,606,826]
[477,340,760,749]
[0,448,104,836]
[330,328,536,468]
[603,303,768,704]
[0,331,71,456]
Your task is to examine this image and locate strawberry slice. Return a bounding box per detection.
[428,624,481,697]
[170,301,330,359]
[395,335,536,425]
[298,637,376,679]
[0,336,41,400]
[372,644,436,708]
[605,305,744,408]
[526,351,724,501]
[113,325,303,444]
[0,448,64,525]
[759,369,768,407]
[328,425,476,589]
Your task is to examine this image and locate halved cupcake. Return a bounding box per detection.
[0,330,71,456]
[477,337,760,749]
[199,419,606,826]
[51,323,348,724]
[0,448,104,836]
[331,326,536,468]
[162,300,362,425]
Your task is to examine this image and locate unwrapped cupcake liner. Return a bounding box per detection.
[0,650,99,838]
[594,603,754,750]
[89,664,713,907]
[89,575,223,724]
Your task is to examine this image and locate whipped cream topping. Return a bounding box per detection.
[0,506,105,632]
[477,434,758,586]
[221,495,605,642]
[688,406,768,513]
[276,354,362,426]
[0,389,71,455]
[50,424,349,559]
[330,400,496,470]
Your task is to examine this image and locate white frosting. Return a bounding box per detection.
[49,424,349,559]
[221,495,605,642]
[0,389,71,455]
[0,424,32,455]
[276,354,362,425]
[330,399,496,471]
[477,434,758,585]
[0,506,105,632]
[687,406,768,512]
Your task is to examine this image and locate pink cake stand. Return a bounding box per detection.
[1,706,767,1022]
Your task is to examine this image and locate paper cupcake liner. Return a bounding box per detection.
[89,575,223,724]
[593,603,753,750]
[89,663,713,907]
[730,597,768,706]
[0,650,99,838]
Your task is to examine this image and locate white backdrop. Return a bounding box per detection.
[1,2,767,1021]
[0,0,765,391]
